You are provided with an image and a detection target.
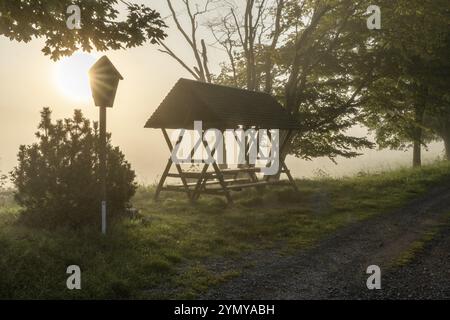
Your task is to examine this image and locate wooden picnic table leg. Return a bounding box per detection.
[154,158,172,201]
[232,129,255,182]
[203,139,233,204]
[211,161,233,204]
[191,163,210,201]
[192,133,224,201]
[161,128,193,202]
[248,127,261,186]
[191,133,218,201]
[282,160,298,192]
[277,130,298,191]
[246,132,262,189]
[193,169,209,201]
[275,130,298,191]
[263,129,293,182]
[263,130,273,182]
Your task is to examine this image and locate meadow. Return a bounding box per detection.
[0,161,449,299]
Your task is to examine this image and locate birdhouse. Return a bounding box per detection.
[89,56,123,108]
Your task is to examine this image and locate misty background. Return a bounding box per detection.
[0,1,445,186]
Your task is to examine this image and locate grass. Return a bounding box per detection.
[0,161,449,299]
[391,210,450,268]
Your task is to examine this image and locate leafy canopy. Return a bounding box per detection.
[361,0,450,152]
[0,0,167,60]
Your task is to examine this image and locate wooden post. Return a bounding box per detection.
[99,106,107,234]
[89,55,123,234]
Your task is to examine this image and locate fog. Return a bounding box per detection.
[0,4,445,186]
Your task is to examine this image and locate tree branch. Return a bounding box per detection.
[158,41,200,80]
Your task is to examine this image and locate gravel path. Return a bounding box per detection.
[201,184,450,299]
[363,224,450,299]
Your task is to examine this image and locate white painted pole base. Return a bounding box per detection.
[101,201,107,234]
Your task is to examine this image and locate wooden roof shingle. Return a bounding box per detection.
[144,78,300,130]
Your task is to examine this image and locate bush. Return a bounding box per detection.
[11,108,137,229]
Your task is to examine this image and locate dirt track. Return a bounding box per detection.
[201,184,450,299]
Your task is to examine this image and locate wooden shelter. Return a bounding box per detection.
[145,78,300,204]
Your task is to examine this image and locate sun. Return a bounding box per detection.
[54,52,97,102]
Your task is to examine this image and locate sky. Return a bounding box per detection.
[0,1,446,186]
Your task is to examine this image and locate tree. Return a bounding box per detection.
[159,0,449,166]
[158,0,215,83]
[423,30,450,161]
[363,76,436,167]
[361,0,450,166]
[212,0,378,160]
[0,0,167,60]
[161,0,377,162]
[11,108,137,229]
[210,0,287,92]
[428,101,450,161]
[160,0,287,91]
[279,0,380,160]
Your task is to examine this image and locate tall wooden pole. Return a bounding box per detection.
[99,106,107,234]
[89,55,123,234]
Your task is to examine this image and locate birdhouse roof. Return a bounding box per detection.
[89,55,123,80]
[144,78,300,130]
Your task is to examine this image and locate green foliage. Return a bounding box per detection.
[214,0,379,160]
[361,0,450,158]
[0,0,167,60]
[213,0,449,162]
[11,108,137,229]
[280,0,379,159]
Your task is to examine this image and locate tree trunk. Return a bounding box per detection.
[412,87,427,168]
[412,139,422,167]
[443,133,450,161]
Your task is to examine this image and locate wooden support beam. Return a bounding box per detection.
[203,139,233,204]
[154,157,172,201]
[155,127,298,205]
[281,161,298,192]
[162,128,193,202]
[191,139,218,201]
